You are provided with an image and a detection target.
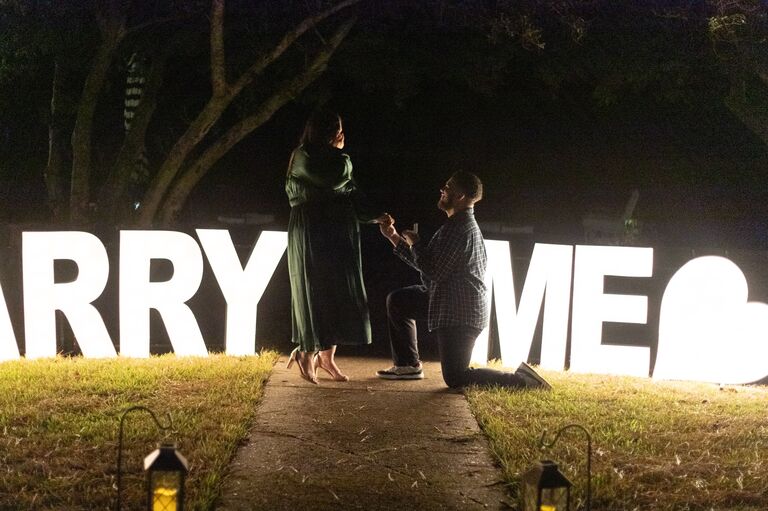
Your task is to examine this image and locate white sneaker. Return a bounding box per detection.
[376,363,424,380]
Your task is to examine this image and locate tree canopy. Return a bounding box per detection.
[0,1,766,235]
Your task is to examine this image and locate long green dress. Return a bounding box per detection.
[286,145,379,351]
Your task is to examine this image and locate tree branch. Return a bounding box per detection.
[725,83,768,147]
[157,18,357,224]
[137,1,360,226]
[44,61,68,222]
[124,14,193,37]
[211,0,227,96]
[229,0,361,96]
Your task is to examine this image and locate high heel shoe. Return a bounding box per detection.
[287,347,317,385]
[286,347,299,369]
[315,353,349,382]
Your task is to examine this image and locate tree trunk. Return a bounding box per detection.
[97,47,170,223]
[44,62,68,222]
[69,25,124,224]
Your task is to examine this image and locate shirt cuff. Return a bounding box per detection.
[393,239,411,257]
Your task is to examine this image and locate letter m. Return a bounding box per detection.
[472,241,573,370]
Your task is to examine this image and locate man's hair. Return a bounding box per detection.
[450,171,483,202]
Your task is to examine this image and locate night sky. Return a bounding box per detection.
[182,74,768,251]
[2,2,768,249]
[181,5,768,251]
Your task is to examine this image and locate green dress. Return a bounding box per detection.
[286,145,379,351]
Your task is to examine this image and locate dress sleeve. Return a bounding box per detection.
[349,177,384,223]
[287,147,349,189]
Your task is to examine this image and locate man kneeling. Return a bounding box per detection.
[377,171,550,390]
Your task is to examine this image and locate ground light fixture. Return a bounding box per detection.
[522,424,593,511]
[116,405,189,511]
[144,443,189,511]
[521,459,572,511]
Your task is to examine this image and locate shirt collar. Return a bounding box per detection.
[449,207,474,222]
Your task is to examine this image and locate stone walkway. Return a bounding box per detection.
[215,355,514,510]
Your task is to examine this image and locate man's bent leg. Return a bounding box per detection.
[436,326,528,388]
[386,285,429,367]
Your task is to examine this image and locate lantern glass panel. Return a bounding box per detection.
[540,486,569,511]
[522,480,540,511]
[150,471,181,511]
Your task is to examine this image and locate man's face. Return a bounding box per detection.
[437,178,462,213]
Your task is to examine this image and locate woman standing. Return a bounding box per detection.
[286,109,388,383]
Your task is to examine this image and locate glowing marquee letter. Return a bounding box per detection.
[654,256,768,384]
[570,245,653,377]
[22,231,115,359]
[197,229,287,356]
[472,241,573,369]
[119,231,207,357]
[0,279,19,361]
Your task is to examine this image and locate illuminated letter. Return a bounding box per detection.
[22,231,115,359]
[570,245,653,376]
[654,256,768,384]
[120,231,206,357]
[197,229,286,356]
[472,241,573,370]
[0,279,19,361]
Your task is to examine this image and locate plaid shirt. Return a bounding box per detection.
[393,208,489,331]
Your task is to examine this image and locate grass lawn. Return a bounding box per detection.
[0,352,278,510]
[466,368,768,511]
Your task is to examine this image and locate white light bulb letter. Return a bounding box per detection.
[197,229,286,356]
[22,231,115,358]
[119,231,207,357]
[570,245,653,376]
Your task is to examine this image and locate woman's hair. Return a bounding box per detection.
[300,109,342,149]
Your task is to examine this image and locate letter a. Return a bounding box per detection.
[22,232,115,358]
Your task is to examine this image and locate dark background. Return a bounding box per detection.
[2,1,768,363]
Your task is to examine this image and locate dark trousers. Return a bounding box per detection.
[386,285,526,389]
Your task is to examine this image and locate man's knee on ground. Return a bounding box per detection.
[441,368,466,389]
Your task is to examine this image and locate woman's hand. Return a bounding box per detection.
[374,213,394,226]
[379,221,396,238]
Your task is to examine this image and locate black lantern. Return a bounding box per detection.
[521,459,572,511]
[144,443,189,511]
[522,424,592,511]
[117,406,188,511]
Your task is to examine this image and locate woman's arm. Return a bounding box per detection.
[287,147,350,189]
